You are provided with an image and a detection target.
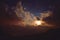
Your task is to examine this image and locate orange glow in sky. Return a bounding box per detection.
[34,20,42,26]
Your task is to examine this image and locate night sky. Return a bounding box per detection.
[0,0,60,24]
[0,0,60,40]
[0,0,60,16]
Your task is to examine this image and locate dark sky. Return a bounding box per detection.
[1,0,60,12]
[1,0,59,16]
[5,0,53,12]
[0,0,60,21]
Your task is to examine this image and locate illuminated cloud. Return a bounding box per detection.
[15,2,53,27]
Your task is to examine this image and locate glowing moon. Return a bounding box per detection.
[34,20,42,26]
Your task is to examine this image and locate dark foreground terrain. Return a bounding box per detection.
[0,25,60,40]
